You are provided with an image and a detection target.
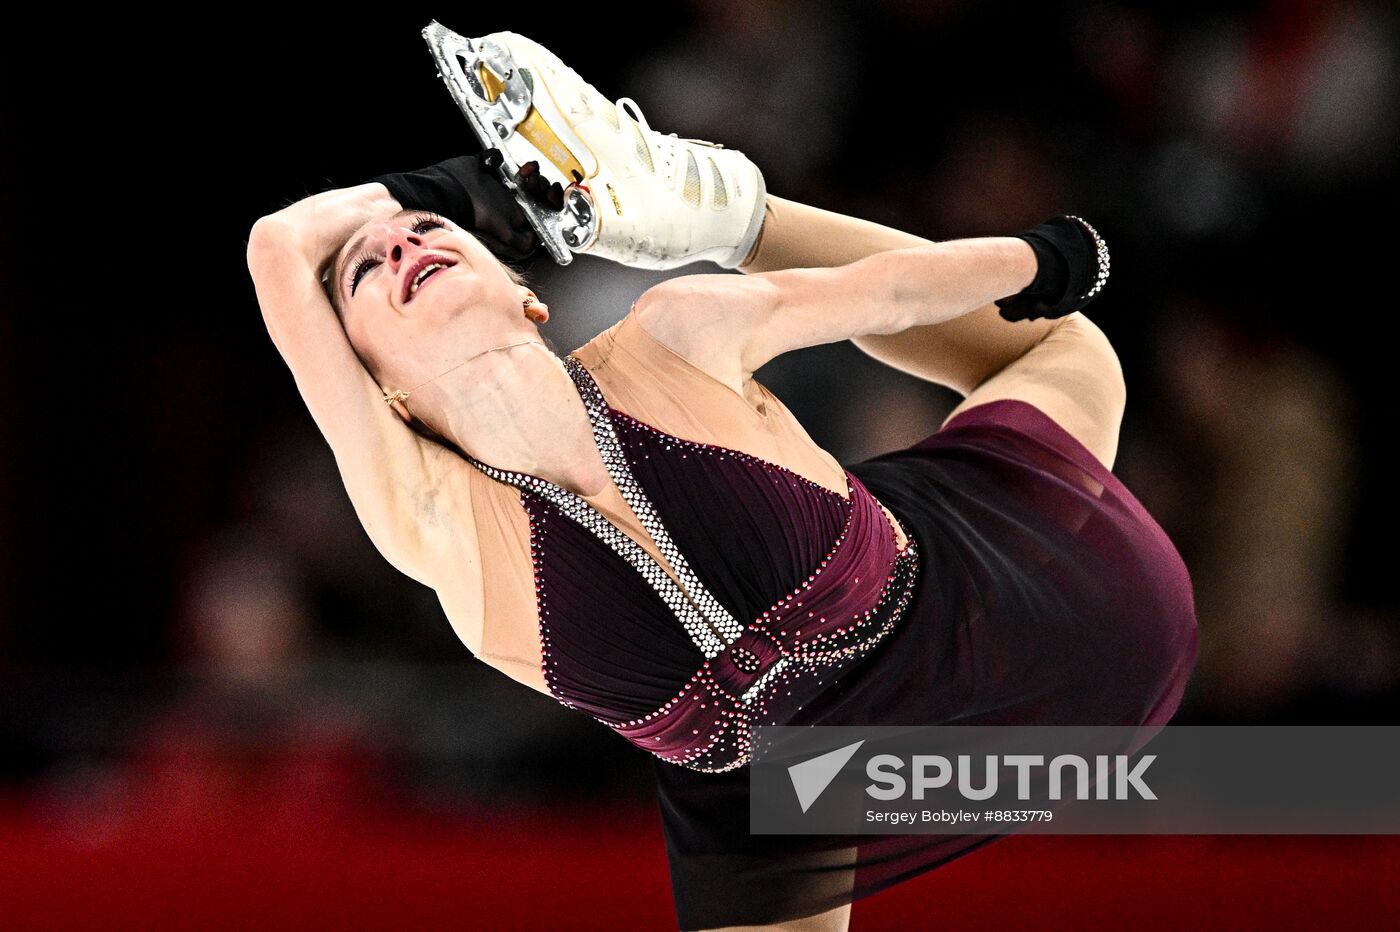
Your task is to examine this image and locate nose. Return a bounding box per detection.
[384,228,426,272]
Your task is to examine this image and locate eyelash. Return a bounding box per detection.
[348,213,448,294]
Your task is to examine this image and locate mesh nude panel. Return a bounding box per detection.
[683,150,702,207]
[632,120,655,173]
[708,156,728,209]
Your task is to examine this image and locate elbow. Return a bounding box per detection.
[246,216,310,277]
[247,215,294,256]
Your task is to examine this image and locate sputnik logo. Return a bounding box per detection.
[788,740,865,813]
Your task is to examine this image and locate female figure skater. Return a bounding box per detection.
[246,30,1197,932]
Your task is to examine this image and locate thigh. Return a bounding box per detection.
[696,901,851,932]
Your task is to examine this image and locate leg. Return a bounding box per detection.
[739,194,1062,398]
[693,902,851,932]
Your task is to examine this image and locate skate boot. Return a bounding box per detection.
[419,21,767,270]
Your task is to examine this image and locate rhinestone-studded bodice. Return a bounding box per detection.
[462,354,920,772]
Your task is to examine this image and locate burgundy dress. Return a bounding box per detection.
[461,351,1199,929]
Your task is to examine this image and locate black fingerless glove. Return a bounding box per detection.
[370,149,552,263]
[995,216,1111,322]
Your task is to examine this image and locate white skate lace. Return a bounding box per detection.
[615,95,725,184]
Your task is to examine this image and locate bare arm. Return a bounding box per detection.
[247,184,481,592]
[735,236,1040,371]
[644,195,1125,468]
[736,194,1066,393]
[640,235,1035,378]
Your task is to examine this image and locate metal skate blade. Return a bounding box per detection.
[419,21,596,266]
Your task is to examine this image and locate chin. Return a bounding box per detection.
[413,280,473,316]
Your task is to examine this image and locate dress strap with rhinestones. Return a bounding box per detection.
[457,354,744,658]
[562,356,749,641]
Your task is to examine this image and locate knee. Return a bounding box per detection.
[1032,313,1127,469]
[1051,313,1127,428]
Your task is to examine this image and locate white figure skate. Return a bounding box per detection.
[419,21,767,270]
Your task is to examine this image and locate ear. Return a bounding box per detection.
[524,291,550,324]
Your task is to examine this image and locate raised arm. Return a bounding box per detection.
[733,194,1074,394]
[246,183,477,590]
[641,234,1040,378]
[638,202,1124,469]
[736,236,1042,367]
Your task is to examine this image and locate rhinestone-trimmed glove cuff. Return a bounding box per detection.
[995,216,1111,321]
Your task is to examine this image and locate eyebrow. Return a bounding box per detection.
[334,208,423,296]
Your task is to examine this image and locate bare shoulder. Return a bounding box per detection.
[633,273,778,377]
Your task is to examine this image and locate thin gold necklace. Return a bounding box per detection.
[382,339,545,406]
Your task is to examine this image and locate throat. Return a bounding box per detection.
[448,352,613,499]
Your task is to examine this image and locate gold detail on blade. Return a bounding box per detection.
[477,64,505,103]
[605,183,623,216]
[518,107,587,185]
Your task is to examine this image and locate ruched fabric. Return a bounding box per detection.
[649,398,1200,930]
[518,362,919,772]
[462,304,1198,928]
[612,410,852,627]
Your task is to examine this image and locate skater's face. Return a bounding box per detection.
[329,208,536,390]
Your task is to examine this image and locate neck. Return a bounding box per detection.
[418,340,611,498]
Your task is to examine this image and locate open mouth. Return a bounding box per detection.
[402,255,459,304]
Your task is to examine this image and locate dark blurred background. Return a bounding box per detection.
[3,1,1398,928]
